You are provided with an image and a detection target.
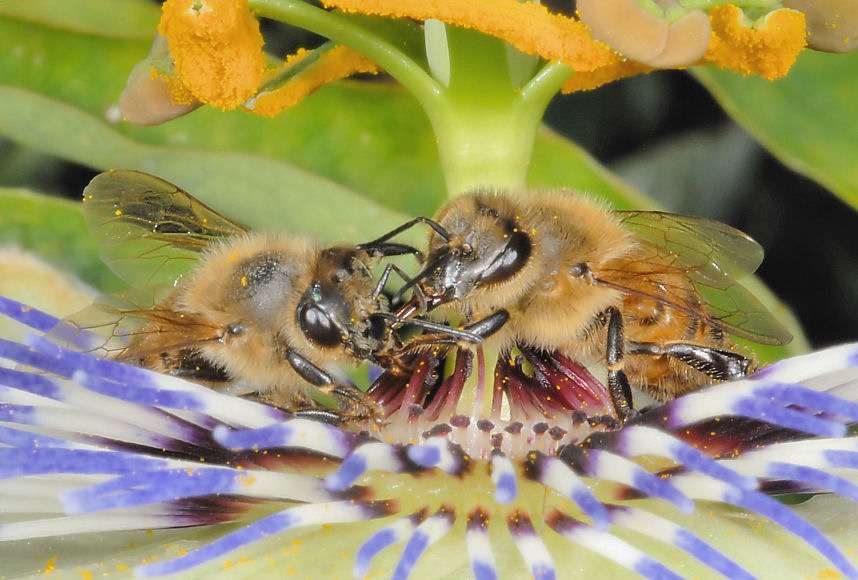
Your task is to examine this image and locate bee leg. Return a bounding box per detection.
[292,408,347,425]
[391,253,451,307]
[625,342,753,381]
[372,263,399,300]
[660,343,753,380]
[373,263,428,315]
[284,349,380,422]
[605,307,633,421]
[253,390,348,425]
[373,310,510,376]
[388,309,511,357]
[463,309,510,340]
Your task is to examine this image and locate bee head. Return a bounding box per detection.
[420,216,532,308]
[296,247,389,358]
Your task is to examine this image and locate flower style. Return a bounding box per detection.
[2,295,858,578]
[119,0,858,196]
[148,0,815,117]
[158,0,266,110]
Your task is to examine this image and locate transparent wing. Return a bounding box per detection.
[609,211,792,346]
[82,170,248,289]
[617,211,763,276]
[48,288,160,356]
[49,288,222,360]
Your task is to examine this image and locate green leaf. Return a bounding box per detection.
[0,0,157,38]
[0,86,412,244]
[530,127,657,210]
[0,2,155,117]
[0,188,123,292]
[694,50,858,211]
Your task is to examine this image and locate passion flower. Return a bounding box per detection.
[1,295,857,578]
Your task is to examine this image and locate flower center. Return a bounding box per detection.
[367,345,617,460]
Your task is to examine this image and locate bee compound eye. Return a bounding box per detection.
[569,263,588,277]
[478,228,532,285]
[227,323,247,336]
[297,303,342,348]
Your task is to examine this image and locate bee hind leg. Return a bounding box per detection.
[284,349,381,423]
[657,343,753,381]
[624,341,753,381]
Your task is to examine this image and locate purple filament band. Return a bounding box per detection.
[1,448,167,479]
[0,295,61,333]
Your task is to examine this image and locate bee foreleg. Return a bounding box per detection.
[374,264,428,314]
[284,348,335,386]
[373,313,486,343]
[463,309,510,341]
[284,349,380,421]
[293,408,348,425]
[605,307,633,421]
[373,263,395,300]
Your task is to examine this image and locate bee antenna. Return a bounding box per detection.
[357,217,452,252]
[357,242,423,259]
[422,219,452,241]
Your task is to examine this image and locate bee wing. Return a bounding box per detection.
[616,211,763,276]
[48,288,160,357]
[82,170,248,290]
[613,211,792,346]
[50,288,222,359]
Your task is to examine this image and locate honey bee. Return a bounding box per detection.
[69,170,484,423]
[371,189,792,420]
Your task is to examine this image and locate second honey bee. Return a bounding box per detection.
[372,189,792,419]
[69,170,481,423]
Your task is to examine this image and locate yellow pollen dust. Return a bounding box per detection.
[158,0,266,109]
[704,5,807,80]
[252,46,379,117]
[321,0,615,72]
